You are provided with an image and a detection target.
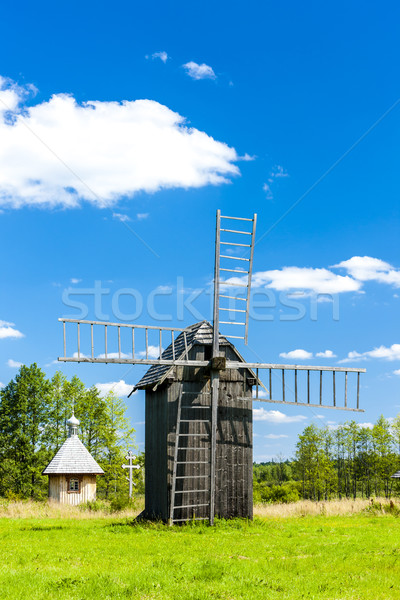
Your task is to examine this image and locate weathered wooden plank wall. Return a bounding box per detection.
[145,343,253,521]
[48,475,97,505]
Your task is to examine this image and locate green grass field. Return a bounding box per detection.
[1,506,400,599]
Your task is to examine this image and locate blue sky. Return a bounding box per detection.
[0,1,399,460]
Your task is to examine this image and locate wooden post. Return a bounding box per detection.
[333,371,336,407]
[269,369,272,400]
[210,209,221,526]
[256,368,259,399]
[320,371,322,405]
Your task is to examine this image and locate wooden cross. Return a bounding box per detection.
[122,450,140,499]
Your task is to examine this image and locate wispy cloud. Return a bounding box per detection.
[7,359,23,368]
[0,76,240,209]
[183,62,216,80]
[253,408,307,423]
[0,320,24,339]
[394,369,400,376]
[136,213,149,220]
[263,165,289,199]
[280,349,313,360]
[316,350,337,358]
[264,433,289,439]
[263,183,273,200]
[113,212,131,223]
[149,51,168,63]
[339,344,400,364]
[70,278,81,284]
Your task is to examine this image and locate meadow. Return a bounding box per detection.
[1,499,400,599]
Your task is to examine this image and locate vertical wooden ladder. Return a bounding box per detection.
[169,390,212,524]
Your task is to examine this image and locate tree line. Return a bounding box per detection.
[254,417,400,503]
[0,364,140,500]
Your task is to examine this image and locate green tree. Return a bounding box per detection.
[0,364,52,498]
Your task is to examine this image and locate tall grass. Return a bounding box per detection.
[0,496,396,520]
[254,497,392,517]
[0,496,144,519]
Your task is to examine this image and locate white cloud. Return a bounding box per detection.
[72,352,88,359]
[334,256,400,288]
[253,408,307,423]
[183,62,216,80]
[95,380,133,397]
[7,359,23,368]
[263,182,273,200]
[0,320,24,339]
[225,256,400,296]
[253,389,269,399]
[263,165,289,199]
[138,345,163,359]
[252,267,361,295]
[136,212,149,220]
[394,369,400,376]
[264,434,289,439]
[0,382,4,388]
[270,165,288,179]
[0,76,239,209]
[358,422,374,430]
[316,350,337,358]
[70,278,81,284]
[150,51,168,63]
[280,349,313,360]
[340,344,400,363]
[113,212,131,222]
[97,352,130,359]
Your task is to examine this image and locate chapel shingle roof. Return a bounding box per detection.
[42,435,104,475]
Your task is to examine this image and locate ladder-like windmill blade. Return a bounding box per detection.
[214,210,257,345]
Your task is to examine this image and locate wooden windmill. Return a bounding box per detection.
[58,210,366,524]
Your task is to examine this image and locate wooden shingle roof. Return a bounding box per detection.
[42,435,104,475]
[132,320,256,392]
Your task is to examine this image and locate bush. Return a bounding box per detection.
[254,481,301,504]
[110,495,135,513]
